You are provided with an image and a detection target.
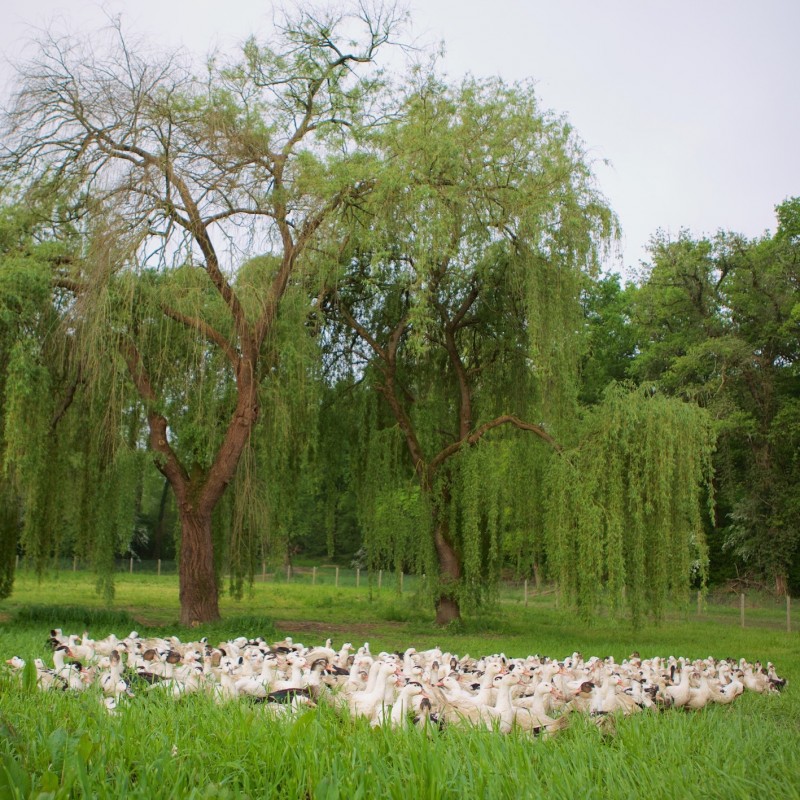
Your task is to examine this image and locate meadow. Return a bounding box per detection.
[1,571,799,799]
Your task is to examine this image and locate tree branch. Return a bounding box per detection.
[160,303,240,368]
[428,415,562,476]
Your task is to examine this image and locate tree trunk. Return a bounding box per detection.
[178,510,220,625]
[434,524,462,625]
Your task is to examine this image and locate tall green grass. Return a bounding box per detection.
[1,573,799,799]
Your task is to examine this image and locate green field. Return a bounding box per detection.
[1,573,799,799]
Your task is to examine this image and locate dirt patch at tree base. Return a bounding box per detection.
[273,619,407,637]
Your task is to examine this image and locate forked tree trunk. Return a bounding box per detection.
[434,523,462,625]
[178,510,220,625]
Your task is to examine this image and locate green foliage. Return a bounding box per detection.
[629,202,800,590]
[323,74,616,617]
[578,273,639,405]
[545,384,715,624]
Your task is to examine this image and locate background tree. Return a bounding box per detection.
[629,201,800,594]
[0,6,403,623]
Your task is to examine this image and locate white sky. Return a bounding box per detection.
[2,0,798,277]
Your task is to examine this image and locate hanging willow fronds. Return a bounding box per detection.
[544,383,715,623]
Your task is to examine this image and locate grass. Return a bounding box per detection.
[1,572,799,799]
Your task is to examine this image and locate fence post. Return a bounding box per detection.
[73,555,77,572]
[129,557,134,574]
[740,593,745,628]
[378,569,382,590]
[787,595,791,634]
[400,571,404,593]
[312,566,317,585]
[335,566,339,587]
[16,555,19,571]
[286,564,291,582]
[356,568,360,588]
[524,578,528,607]
[157,558,161,577]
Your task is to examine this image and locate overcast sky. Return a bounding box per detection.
[2,0,798,276]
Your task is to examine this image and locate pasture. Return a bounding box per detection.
[1,572,799,799]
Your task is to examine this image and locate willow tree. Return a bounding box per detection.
[322,76,612,623]
[546,385,715,624]
[0,6,403,623]
[322,75,717,624]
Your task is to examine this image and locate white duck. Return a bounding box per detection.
[386,681,426,728]
[665,666,692,708]
[349,660,398,720]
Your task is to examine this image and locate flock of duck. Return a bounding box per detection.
[4,628,787,733]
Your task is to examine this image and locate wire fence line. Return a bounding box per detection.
[14,555,795,633]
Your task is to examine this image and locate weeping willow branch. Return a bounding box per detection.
[428,415,562,477]
[49,364,83,430]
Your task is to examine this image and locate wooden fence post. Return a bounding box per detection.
[73,556,77,572]
[335,566,339,587]
[356,568,360,588]
[740,593,745,628]
[312,566,317,585]
[157,559,161,577]
[129,557,133,574]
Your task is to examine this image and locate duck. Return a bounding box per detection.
[98,650,134,698]
[385,680,426,728]
[271,654,307,692]
[66,635,95,664]
[767,662,787,692]
[33,658,67,691]
[349,660,398,720]
[590,670,624,715]
[665,665,692,708]
[741,664,771,694]
[5,655,26,676]
[685,671,717,710]
[508,676,570,734]
[236,654,278,698]
[147,664,203,698]
[716,669,744,704]
[209,657,239,703]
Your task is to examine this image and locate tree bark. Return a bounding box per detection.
[178,510,220,625]
[433,519,462,625]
